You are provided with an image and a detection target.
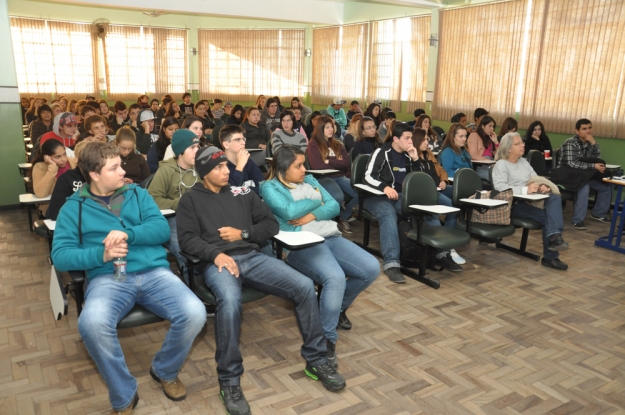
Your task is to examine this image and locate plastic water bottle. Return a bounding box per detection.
[113,258,127,282]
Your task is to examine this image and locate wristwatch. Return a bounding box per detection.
[241,229,250,240]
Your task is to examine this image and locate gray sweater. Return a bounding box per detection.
[492,158,537,195]
[271,129,308,152]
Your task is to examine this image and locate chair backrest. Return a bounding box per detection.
[553,147,560,167]
[350,154,371,188]
[452,168,482,207]
[432,126,445,137]
[526,149,547,176]
[139,173,155,189]
[304,156,311,170]
[319,109,328,116]
[348,147,354,165]
[488,164,494,184]
[401,172,439,217]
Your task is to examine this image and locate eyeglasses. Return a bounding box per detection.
[118,146,135,152]
[230,137,246,143]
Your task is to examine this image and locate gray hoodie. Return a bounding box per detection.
[260,108,280,131]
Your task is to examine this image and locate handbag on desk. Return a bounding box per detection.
[468,189,513,225]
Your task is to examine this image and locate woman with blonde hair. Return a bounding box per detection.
[343,113,363,153]
[254,94,267,110]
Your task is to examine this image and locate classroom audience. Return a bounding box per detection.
[226,104,244,125]
[523,120,553,156]
[351,116,382,159]
[326,98,348,133]
[346,100,362,121]
[343,113,363,154]
[363,103,382,127]
[260,97,281,131]
[220,124,265,193]
[439,123,472,178]
[377,111,397,140]
[240,106,271,167]
[406,108,426,128]
[467,115,498,180]
[147,117,179,173]
[30,104,54,143]
[179,92,194,115]
[40,112,79,148]
[271,111,308,153]
[290,97,312,120]
[497,117,518,141]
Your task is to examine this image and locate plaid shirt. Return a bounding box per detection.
[558,134,601,170]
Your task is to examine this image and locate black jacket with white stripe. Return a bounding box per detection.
[363,142,420,192]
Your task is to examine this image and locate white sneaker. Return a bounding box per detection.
[347,217,357,223]
[450,249,466,265]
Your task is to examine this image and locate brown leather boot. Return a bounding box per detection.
[150,367,187,401]
[110,393,139,414]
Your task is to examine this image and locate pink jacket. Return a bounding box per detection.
[467,132,498,160]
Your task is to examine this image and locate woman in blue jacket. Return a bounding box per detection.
[439,123,472,178]
[260,145,380,370]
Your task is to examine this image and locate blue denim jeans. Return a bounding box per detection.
[318,177,344,206]
[285,236,380,343]
[166,216,185,269]
[78,268,206,411]
[573,179,612,223]
[330,176,359,221]
[364,194,442,270]
[202,251,327,386]
[512,194,563,260]
[439,186,458,228]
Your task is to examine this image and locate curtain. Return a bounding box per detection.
[367,16,430,111]
[198,29,305,102]
[520,0,625,138]
[103,25,187,101]
[312,24,368,105]
[10,17,96,97]
[432,0,527,123]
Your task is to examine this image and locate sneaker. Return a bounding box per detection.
[450,249,466,265]
[326,340,338,369]
[347,216,357,223]
[384,267,405,284]
[110,393,139,415]
[547,234,569,252]
[305,362,346,392]
[337,219,353,234]
[438,253,463,272]
[590,213,611,223]
[572,221,586,230]
[337,310,352,330]
[541,257,568,271]
[150,367,186,401]
[219,385,251,415]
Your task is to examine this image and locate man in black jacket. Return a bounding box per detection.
[176,147,346,415]
[363,123,460,284]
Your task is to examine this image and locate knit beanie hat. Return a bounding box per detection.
[195,146,228,179]
[171,129,200,156]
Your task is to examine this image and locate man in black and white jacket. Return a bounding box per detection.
[362,123,460,284]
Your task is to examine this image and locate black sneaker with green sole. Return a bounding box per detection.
[219,385,251,415]
[305,362,346,392]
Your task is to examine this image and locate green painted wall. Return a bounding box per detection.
[1,0,27,207]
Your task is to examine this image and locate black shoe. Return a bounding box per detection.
[590,213,610,223]
[326,340,338,369]
[547,234,569,252]
[305,362,346,392]
[541,257,568,271]
[572,221,586,230]
[337,310,352,330]
[337,219,353,234]
[219,385,251,415]
[384,267,405,284]
[438,253,463,272]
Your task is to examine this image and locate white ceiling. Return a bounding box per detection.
[34,0,443,25]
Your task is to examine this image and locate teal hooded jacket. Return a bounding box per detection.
[51,183,171,280]
[260,175,340,232]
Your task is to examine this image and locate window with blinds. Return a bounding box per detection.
[312,24,369,105]
[198,29,305,102]
[10,17,96,96]
[367,16,430,111]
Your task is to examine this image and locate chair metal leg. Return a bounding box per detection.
[363,218,370,246]
[400,267,440,289]
[496,229,540,261]
[26,205,34,232]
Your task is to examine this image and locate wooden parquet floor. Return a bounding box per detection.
[1,205,624,415]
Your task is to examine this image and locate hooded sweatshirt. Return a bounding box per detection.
[260,108,281,131]
[176,182,279,272]
[39,113,77,147]
[148,157,199,211]
[51,184,170,280]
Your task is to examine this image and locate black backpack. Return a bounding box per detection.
[397,220,438,269]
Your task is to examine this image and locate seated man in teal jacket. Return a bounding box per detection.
[51,142,206,415]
